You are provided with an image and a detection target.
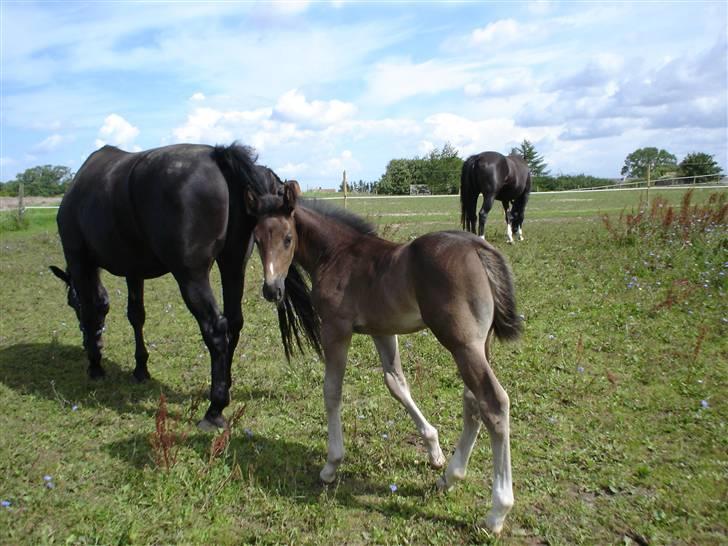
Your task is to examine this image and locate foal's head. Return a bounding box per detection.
[246,180,301,305]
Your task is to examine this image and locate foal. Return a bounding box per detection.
[248,182,522,534]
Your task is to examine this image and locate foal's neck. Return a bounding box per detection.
[293,206,363,275]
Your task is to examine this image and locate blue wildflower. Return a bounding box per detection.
[1,500,10,508]
[43,475,52,482]
[389,484,398,493]
[701,400,709,409]
[577,366,585,373]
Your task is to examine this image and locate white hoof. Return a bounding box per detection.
[429,449,446,470]
[319,463,337,484]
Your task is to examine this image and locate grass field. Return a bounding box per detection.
[0,187,726,545]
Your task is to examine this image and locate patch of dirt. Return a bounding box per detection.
[0,196,62,210]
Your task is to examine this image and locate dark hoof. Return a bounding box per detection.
[87,366,106,380]
[132,368,151,383]
[197,414,227,432]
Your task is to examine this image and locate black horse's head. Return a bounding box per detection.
[49,265,81,321]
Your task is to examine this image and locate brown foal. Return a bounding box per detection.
[248,181,522,534]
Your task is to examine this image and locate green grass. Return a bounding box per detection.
[0,188,726,544]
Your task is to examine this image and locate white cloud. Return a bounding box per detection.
[33,133,74,153]
[94,114,140,149]
[190,92,206,101]
[471,19,523,45]
[272,89,356,128]
[366,58,479,104]
[322,150,360,176]
[275,162,309,178]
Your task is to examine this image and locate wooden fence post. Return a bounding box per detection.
[18,182,25,222]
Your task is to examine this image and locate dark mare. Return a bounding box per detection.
[50,143,320,430]
[460,151,531,243]
[247,181,522,534]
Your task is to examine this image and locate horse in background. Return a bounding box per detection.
[50,143,320,430]
[460,151,531,243]
[248,181,522,534]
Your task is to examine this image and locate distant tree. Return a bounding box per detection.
[620,147,677,179]
[677,152,723,182]
[376,143,463,195]
[510,139,549,177]
[0,165,73,196]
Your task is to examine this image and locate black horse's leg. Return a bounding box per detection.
[175,272,230,430]
[217,252,246,395]
[503,202,514,244]
[70,262,109,379]
[126,277,151,382]
[478,194,495,238]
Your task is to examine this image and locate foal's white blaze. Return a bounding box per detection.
[267,262,275,279]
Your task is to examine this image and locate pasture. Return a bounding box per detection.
[0,188,726,544]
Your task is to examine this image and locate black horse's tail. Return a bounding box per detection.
[477,243,522,342]
[460,158,478,232]
[212,142,323,361]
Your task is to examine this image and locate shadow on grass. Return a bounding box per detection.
[105,429,471,532]
[0,342,191,416]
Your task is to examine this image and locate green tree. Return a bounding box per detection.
[677,152,723,182]
[510,139,549,177]
[620,147,677,179]
[0,165,73,196]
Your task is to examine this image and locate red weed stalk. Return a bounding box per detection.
[149,393,187,470]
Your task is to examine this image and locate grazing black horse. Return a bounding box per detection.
[50,143,321,430]
[460,151,531,243]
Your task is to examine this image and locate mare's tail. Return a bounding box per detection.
[460,158,478,232]
[212,142,323,361]
[477,244,522,341]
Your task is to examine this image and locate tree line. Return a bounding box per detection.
[1,144,723,197]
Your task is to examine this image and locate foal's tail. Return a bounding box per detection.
[459,158,478,232]
[477,244,522,341]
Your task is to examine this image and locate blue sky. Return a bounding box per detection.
[2,1,726,189]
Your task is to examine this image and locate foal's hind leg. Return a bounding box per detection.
[451,342,513,534]
[126,277,150,382]
[372,335,445,468]
[436,387,481,490]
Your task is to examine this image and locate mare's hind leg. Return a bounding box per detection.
[320,328,352,483]
[451,342,513,534]
[478,194,495,239]
[372,335,445,468]
[503,202,514,244]
[126,277,150,382]
[175,271,230,431]
[70,263,109,379]
[436,386,481,490]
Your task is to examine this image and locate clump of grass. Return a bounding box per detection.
[602,189,727,246]
[208,403,247,465]
[0,211,30,233]
[148,393,187,470]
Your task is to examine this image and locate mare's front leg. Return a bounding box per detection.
[126,277,150,382]
[320,327,352,483]
[176,271,230,431]
[217,247,249,393]
[372,335,445,468]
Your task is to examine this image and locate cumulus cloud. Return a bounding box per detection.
[190,92,206,101]
[471,19,523,45]
[95,114,140,149]
[272,89,356,128]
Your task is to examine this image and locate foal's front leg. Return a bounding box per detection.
[320,331,352,483]
[372,335,445,468]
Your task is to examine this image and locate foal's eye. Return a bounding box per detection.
[284,234,293,248]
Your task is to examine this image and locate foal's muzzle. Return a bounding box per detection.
[262,279,285,305]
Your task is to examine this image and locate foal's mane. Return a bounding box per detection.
[301,199,377,235]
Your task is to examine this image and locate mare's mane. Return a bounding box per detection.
[301,199,377,235]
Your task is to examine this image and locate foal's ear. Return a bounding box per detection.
[49,265,70,284]
[244,189,258,215]
[283,180,301,214]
